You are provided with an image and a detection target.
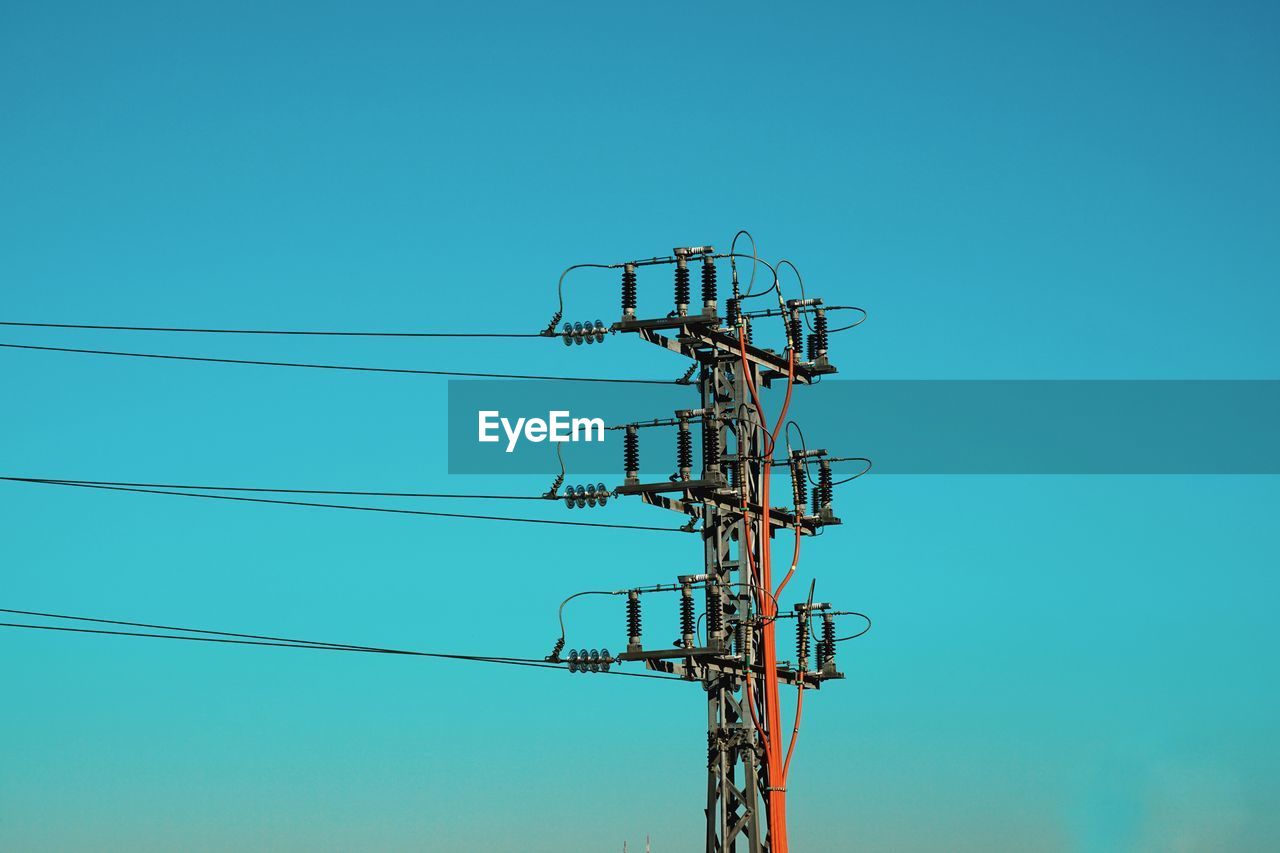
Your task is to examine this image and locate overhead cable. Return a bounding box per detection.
[0,478,693,533]
[0,342,676,384]
[0,321,541,337]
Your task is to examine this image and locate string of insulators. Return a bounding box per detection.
[674,258,690,317]
[725,297,740,330]
[814,460,833,515]
[818,613,836,671]
[790,456,808,510]
[562,320,606,345]
[702,417,720,474]
[680,581,696,647]
[706,577,724,642]
[807,308,829,362]
[795,609,811,673]
[622,263,637,318]
[787,308,803,354]
[566,648,612,673]
[624,425,640,483]
[548,636,566,662]
[563,483,609,509]
[626,590,643,651]
[734,444,748,495]
[744,316,753,345]
[676,417,693,480]
[701,257,717,314]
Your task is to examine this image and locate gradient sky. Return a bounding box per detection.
[2,2,1278,851]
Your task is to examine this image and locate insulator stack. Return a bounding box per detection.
[548,636,565,662]
[702,417,720,475]
[787,309,803,354]
[680,582,696,647]
[624,425,639,484]
[705,578,724,643]
[796,611,811,673]
[819,613,836,671]
[567,648,612,673]
[622,263,637,318]
[790,457,808,510]
[744,317,753,345]
[677,418,693,480]
[725,297,740,330]
[701,257,717,315]
[815,459,834,515]
[810,308,828,361]
[562,319,606,345]
[563,482,609,509]
[626,590,643,651]
[674,258,690,317]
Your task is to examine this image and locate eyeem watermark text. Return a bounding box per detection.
[477,410,605,453]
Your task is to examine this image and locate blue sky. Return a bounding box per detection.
[2,2,1278,850]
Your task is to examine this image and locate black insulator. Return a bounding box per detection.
[791,458,808,509]
[702,419,720,471]
[796,615,811,671]
[624,427,639,476]
[677,421,693,476]
[701,258,717,307]
[744,317,753,345]
[626,592,642,643]
[706,579,724,639]
[548,636,566,662]
[725,297,740,329]
[680,587,696,639]
[622,265,637,316]
[788,311,803,354]
[819,616,836,669]
[816,460,834,513]
[813,309,829,358]
[674,262,690,315]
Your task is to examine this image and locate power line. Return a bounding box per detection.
[1,477,549,501]
[0,342,677,384]
[0,608,684,682]
[0,607,396,651]
[0,320,543,337]
[1,478,693,533]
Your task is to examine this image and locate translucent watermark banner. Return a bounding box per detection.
[446,380,1280,475]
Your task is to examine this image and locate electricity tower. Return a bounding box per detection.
[549,244,866,853]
